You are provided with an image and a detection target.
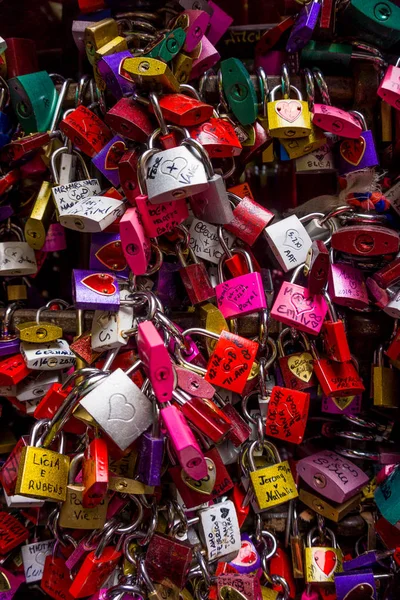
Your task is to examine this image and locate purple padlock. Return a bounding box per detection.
[0,303,20,357]
[97,50,134,100]
[89,231,129,277]
[229,534,261,574]
[207,1,233,45]
[286,0,321,53]
[42,223,67,252]
[322,394,361,416]
[0,204,14,222]
[92,135,127,187]
[190,37,220,81]
[343,550,393,571]
[335,570,377,600]
[136,409,165,487]
[72,269,120,311]
[255,50,287,76]
[168,324,207,368]
[154,262,182,309]
[335,113,379,175]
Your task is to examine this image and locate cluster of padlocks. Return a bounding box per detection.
[2,0,400,599]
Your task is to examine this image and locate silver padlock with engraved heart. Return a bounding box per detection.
[20,339,76,370]
[21,539,55,583]
[91,289,134,352]
[0,223,37,276]
[144,129,209,204]
[80,364,153,451]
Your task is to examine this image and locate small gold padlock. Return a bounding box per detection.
[24,181,53,250]
[121,57,180,93]
[304,526,343,584]
[84,18,118,65]
[280,124,326,159]
[16,300,65,343]
[7,282,28,301]
[172,53,193,84]
[267,85,311,139]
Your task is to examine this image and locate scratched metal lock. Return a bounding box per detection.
[68,543,122,598]
[144,532,194,590]
[91,290,134,352]
[311,343,366,398]
[268,85,311,139]
[105,97,154,142]
[79,367,154,451]
[189,218,235,265]
[216,249,267,319]
[266,385,310,444]
[286,0,321,53]
[21,539,55,583]
[189,115,242,158]
[264,214,312,272]
[60,105,112,158]
[304,527,343,584]
[197,499,241,562]
[9,71,57,133]
[296,449,369,503]
[335,111,379,175]
[277,327,317,391]
[59,194,125,233]
[0,223,37,276]
[328,260,369,311]
[136,194,189,238]
[15,420,70,501]
[177,242,216,305]
[20,339,75,371]
[224,193,274,246]
[89,231,128,275]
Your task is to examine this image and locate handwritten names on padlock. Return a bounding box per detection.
[250,461,298,509]
[205,331,258,393]
[52,179,101,216]
[60,105,112,158]
[136,195,188,237]
[145,533,193,590]
[200,500,241,561]
[41,556,74,600]
[189,218,235,264]
[0,513,29,554]
[21,540,54,583]
[266,386,310,444]
[271,282,327,335]
[16,445,70,501]
[216,574,262,600]
[20,339,76,371]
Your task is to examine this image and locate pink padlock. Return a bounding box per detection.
[137,320,174,402]
[178,10,210,52]
[207,1,233,45]
[271,264,328,335]
[190,37,220,81]
[255,50,287,76]
[135,194,189,238]
[119,206,151,275]
[42,223,67,252]
[328,262,369,310]
[378,59,400,110]
[215,249,267,319]
[160,403,208,480]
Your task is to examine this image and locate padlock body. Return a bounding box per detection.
[120,207,151,276]
[328,263,369,310]
[60,105,112,158]
[137,320,174,402]
[189,117,242,158]
[336,130,379,175]
[373,365,399,407]
[0,241,37,275]
[59,484,108,529]
[375,466,400,525]
[105,97,153,142]
[179,396,232,444]
[278,352,317,391]
[250,461,298,509]
[286,0,321,52]
[225,197,274,245]
[304,547,343,583]
[190,173,234,224]
[280,124,326,159]
[271,282,328,335]
[266,386,310,444]
[15,446,70,501]
[312,105,362,138]
[267,99,311,138]
[180,262,216,304]
[322,320,351,362]
[135,194,188,237]
[216,272,267,318]
[136,430,164,486]
[313,357,365,397]
[331,225,399,256]
[321,393,361,415]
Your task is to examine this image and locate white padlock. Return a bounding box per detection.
[264,214,312,272]
[20,339,76,370]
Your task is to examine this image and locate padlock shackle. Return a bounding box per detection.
[277,327,311,357]
[68,452,84,484]
[257,66,269,118]
[1,301,21,339]
[247,439,282,472]
[302,68,315,112]
[306,525,337,548]
[217,246,254,284]
[290,262,306,284]
[312,67,331,106]
[322,290,338,323]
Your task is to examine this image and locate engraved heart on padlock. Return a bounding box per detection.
[291,293,314,315]
[108,392,136,422]
[95,241,127,272]
[343,583,375,600]
[275,100,302,123]
[160,157,188,179]
[105,140,127,170]
[332,395,355,411]
[4,245,34,265]
[201,120,234,144]
[181,457,216,495]
[234,540,258,567]
[35,551,49,566]
[313,549,337,577]
[81,273,117,296]
[287,352,314,382]
[283,228,304,251]
[340,137,365,166]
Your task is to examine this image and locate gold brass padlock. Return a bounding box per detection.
[280,124,326,159]
[267,84,311,139]
[84,18,118,65]
[16,300,66,343]
[24,181,53,250]
[373,345,399,407]
[299,488,362,523]
[121,57,180,93]
[199,302,228,355]
[15,420,70,502]
[172,53,193,84]
[7,282,28,301]
[304,526,343,584]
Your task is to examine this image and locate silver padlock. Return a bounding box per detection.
[189,218,235,265]
[144,129,209,204]
[20,339,76,370]
[264,214,313,272]
[216,440,242,466]
[80,365,154,451]
[187,139,234,224]
[300,212,338,243]
[21,539,55,583]
[16,371,59,402]
[91,289,134,352]
[196,500,241,562]
[0,223,37,276]
[59,195,125,233]
[4,488,46,509]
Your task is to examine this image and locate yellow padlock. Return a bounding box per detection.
[267,85,311,139]
[84,18,118,66]
[121,57,181,93]
[280,124,326,159]
[24,180,53,250]
[304,526,343,584]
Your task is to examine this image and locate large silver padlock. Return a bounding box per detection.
[80,365,154,451]
[264,214,313,272]
[0,223,37,276]
[21,539,55,583]
[188,139,234,224]
[143,129,209,204]
[59,195,125,233]
[16,371,59,402]
[20,339,76,371]
[91,289,134,352]
[197,499,241,562]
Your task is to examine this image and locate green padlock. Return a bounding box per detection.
[301,41,353,70]
[146,28,186,62]
[220,58,258,126]
[347,0,400,49]
[9,71,58,134]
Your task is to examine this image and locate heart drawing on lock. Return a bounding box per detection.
[105,140,127,170]
[291,293,314,315]
[343,583,376,600]
[160,157,188,179]
[340,137,365,166]
[108,393,136,422]
[35,551,49,567]
[201,120,232,144]
[81,273,117,296]
[313,550,337,577]
[287,352,313,383]
[332,395,354,411]
[181,457,216,495]
[234,540,258,566]
[95,241,127,272]
[220,507,230,519]
[4,245,32,265]
[275,100,302,123]
[283,229,304,251]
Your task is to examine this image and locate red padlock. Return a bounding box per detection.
[69,545,121,598]
[0,512,29,554]
[189,116,242,158]
[0,436,29,496]
[224,194,274,246]
[150,93,214,126]
[41,555,74,600]
[5,38,38,77]
[373,257,400,288]
[0,353,31,386]
[82,438,109,509]
[105,97,154,142]
[266,386,310,444]
[60,105,112,158]
[331,225,400,257]
[312,343,365,398]
[118,149,141,204]
[321,293,352,363]
[305,240,330,295]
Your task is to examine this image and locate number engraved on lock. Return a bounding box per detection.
[108,393,136,422]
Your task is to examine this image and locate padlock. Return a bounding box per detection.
[120,56,180,93]
[347,0,400,49]
[21,538,55,583]
[80,365,154,451]
[119,206,152,276]
[248,440,298,510]
[264,214,313,272]
[91,135,127,187]
[41,550,75,600]
[375,464,400,525]
[266,385,310,444]
[299,488,362,522]
[304,239,330,296]
[59,452,108,529]
[0,303,22,357]
[286,0,321,53]
[136,192,189,238]
[72,269,121,312]
[0,222,37,276]
[331,223,399,256]
[189,115,242,158]
[20,338,75,371]
[311,342,365,398]
[321,292,352,363]
[190,37,221,81]
[91,291,133,353]
[372,345,400,407]
[105,97,154,142]
[193,499,241,562]
[82,437,108,509]
[137,320,174,402]
[172,51,193,85]
[335,111,379,175]
[224,193,274,246]
[304,526,343,584]
[220,58,258,126]
[176,237,216,305]
[268,84,311,139]
[15,419,70,501]
[97,49,134,100]
[147,90,213,127]
[84,18,118,66]
[17,300,64,344]
[144,27,186,62]
[335,571,377,600]
[143,133,208,203]
[295,139,336,173]
[216,249,267,319]
[136,403,164,487]
[89,231,128,275]
[144,532,194,590]
[378,58,400,110]
[174,9,209,53]
[321,392,362,415]
[42,223,67,252]
[277,327,317,391]
[0,351,30,387]
[296,449,369,503]
[189,218,235,265]
[60,105,112,158]
[329,260,371,310]
[0,434,30,496]
[9,71,57,133]
[217,575,262,600]
[15,370,58,402]
[280,125,326,160]
[0,81,13,150]
[69,538,122,598]
[271,263,328,336]
[0,512,29,555]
